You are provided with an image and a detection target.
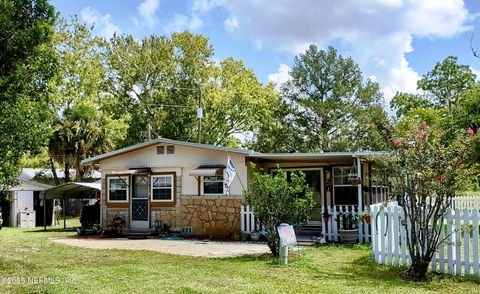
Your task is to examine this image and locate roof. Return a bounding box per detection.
[41,182,101,200]
[8,180,53,191]
[81,137,257,166]
[20,168,101,181]
[248,151,387,161]
[80,137,387,166]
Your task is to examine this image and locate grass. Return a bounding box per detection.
[0,227,479,293]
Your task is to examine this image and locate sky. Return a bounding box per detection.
[51,0,480,107]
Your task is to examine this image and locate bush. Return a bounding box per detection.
[243,167,314,256]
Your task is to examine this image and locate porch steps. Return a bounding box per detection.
[296,222,323,245]
[123,228,152,239]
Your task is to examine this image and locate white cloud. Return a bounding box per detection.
[135,0,160,28]
[192,0,225,13]
[268,64,292,90]
[80,7,121,38]
[164,14,203,33]
[211,0,471,103]
[223,17,238,32]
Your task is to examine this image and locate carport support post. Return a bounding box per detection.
[63,194,66,230]
[42,192,46,231]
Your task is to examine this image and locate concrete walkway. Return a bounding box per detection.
[52,238,271,258]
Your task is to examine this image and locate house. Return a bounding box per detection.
[81,138,387,237]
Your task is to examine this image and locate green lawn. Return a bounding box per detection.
[0,227,478,294]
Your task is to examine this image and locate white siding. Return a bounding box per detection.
[10,191,35,227]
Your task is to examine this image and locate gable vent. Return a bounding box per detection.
[157,146,165,154]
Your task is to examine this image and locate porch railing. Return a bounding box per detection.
[240,204,372,243]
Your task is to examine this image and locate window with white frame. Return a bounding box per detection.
[333,166,358,205]
[108,176,129,202]
[151,175,174,201]
[203,176,224,195]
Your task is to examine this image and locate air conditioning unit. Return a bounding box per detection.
[181,227,192,234]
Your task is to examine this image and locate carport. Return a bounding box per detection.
[41,182,100,230]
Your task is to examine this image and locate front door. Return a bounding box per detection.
[303,169,323,222]
[131,175,149,229]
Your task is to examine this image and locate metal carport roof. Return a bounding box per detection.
[41,182,100,200]
[40,182,101,231]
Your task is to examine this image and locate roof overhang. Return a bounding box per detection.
[108,168,152,175]
[189,165,225,177]
[41,182,101,200]
[247,151,388,162]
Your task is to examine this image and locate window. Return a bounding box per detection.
[333,166,358,205]
[203,176,224,195]
[151,175,174,201]
[167,145,175,154]
[108,176,129,202]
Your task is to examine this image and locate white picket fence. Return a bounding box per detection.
[240,204,372,243]
[453,196,480,210]
[371,203,480,277]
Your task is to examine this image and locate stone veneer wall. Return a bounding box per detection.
[179,196,244,237]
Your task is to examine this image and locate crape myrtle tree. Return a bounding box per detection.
[243,167,314,256]
[374,116,478,280]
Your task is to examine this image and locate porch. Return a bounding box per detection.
[245,152,388,243]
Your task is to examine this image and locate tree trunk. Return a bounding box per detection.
[64,162,70,183]
[267,227,279,257]
[408,257,431,281]
[49,157,60,185]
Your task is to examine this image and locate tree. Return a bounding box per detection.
[375,119,478,280]
[418,56,476,114]
[106,32,213,146]
[48,18,128,183]
[390,92,433,118]
[0,0,56,187]
[106,32,279,147]
[266,45,389,152]
[201,58,280,146]
[243,168,314,256]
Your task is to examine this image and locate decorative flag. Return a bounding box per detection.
[224,156,237,195]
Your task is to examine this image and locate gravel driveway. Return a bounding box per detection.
[52,238,270,258]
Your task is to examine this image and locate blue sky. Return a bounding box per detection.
[51,0,480,105]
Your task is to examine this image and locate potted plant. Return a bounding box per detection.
[347,173,361,185]
[250,230,260,241]
[358,210,371,224]
[338,212,358,244]
[322,210,330,224]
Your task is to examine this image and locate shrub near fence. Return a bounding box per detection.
[371,203,480,277]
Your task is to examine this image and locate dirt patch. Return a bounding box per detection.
[51,237,271,258]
